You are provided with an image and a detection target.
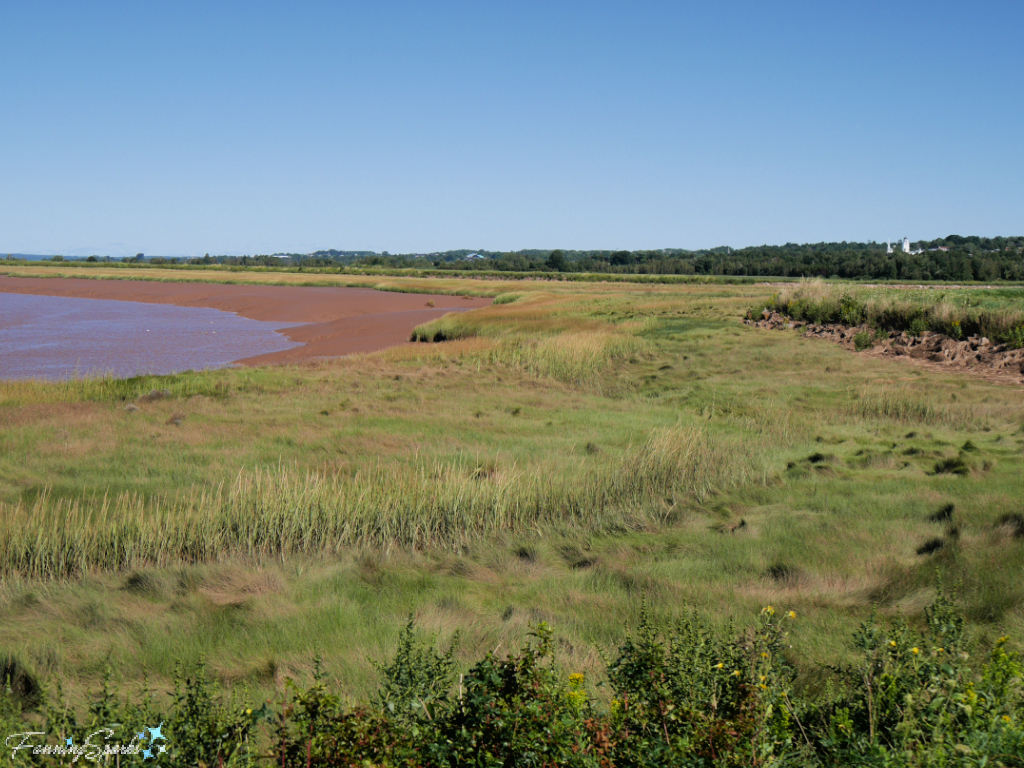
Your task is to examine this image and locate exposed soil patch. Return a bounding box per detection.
[747,310,1024,386]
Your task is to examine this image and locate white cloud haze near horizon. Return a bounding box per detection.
[2,1,1022,257]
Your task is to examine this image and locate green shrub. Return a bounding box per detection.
[908,317,929,337]
[3,596,1021,766]
[1002,326,1024,349]
[853,330,875,351]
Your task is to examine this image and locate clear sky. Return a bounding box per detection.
[2,1,1022,256]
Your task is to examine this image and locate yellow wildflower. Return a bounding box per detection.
[761,652,770,658]
[787,611,796,619]
[732,670,741,677]
[911,647,920,655]
[568,673,585,686]
[889,640,897,647]
[713,663,724,669]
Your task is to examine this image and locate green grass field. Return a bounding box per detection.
[1,265,1023,716]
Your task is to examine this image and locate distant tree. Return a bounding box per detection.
[51,255,64,262]
[134,253,145,262]
[86,255,98,262]
[546,249,568,271]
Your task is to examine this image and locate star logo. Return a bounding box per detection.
[146,723,166,741]
[65,737,74,746]
[142,747,153,760]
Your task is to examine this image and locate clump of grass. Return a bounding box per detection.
[933,455,971,476]
[995,513,1024,538]
[916,537,945,555]
[410,314,470,342]
[928,503,955,522]
[491,293,523,305]
[763,562,801,585]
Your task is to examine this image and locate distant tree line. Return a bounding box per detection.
[36,235,1023,281]
[367,236,1024,281]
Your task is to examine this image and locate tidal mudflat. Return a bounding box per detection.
[0,277,492,378]
[0,292,303,380]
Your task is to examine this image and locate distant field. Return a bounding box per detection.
[1,265,1023,715]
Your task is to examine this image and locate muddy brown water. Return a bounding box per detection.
[0,279,491,380]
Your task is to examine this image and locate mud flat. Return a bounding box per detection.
[0,277,491,368]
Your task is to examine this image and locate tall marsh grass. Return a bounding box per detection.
[848,388,981,430]
[484,332,649,385]
[761,280,1024,344]
[0,427,761,579]
[409,296,651,385]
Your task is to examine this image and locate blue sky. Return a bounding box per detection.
[2,1,1022,256]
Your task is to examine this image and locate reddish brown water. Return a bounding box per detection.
[0,293,302,380]
[0,277,493,369]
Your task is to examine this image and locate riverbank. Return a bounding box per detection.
[0,277,492,365]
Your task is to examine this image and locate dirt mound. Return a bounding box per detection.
[746,310,1024,385]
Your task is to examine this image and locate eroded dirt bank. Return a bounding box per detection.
[0,277,491,365]
[747,310,1024,386]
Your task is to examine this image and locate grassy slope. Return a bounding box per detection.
[1,270,1023,705]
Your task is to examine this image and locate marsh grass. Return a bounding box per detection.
[848,387,981,429]
[4,269,1024,708]
[763,280,1024,343]
[0,426,760,578]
